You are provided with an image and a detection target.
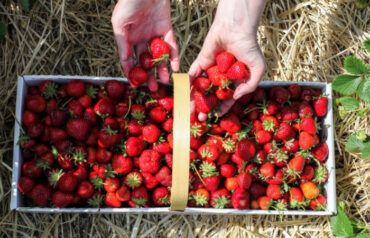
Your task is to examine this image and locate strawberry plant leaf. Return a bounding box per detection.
[330,206,354,237]
[344,56,369,75]
[364,39,370,53]
[345,134,365,152]
[0,22,6,41]
[356,76,370,102]
[332,74,362,95]
[356,233,370,238]
[361,141,370,159]
[356,0,369,9]
[338,97,359,111]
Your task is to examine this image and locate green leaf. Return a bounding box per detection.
[0,22,6,41]
[344,56,370,75]
[361,141,370,159]
[356,76,370,102]
[356,234,370,238]
[330,206,354,237]
[19,0,35,13]
[332,74,362,95]
[338,97,359,111]
[364,39,370,53]
[346,134,365,152]
[356,0,369,9]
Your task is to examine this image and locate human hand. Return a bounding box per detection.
[111,0,180,91]
[189,0,267,121]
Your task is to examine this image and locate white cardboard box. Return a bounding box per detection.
[11,75,336,215]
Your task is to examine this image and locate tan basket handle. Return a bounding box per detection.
[170,73,190,211]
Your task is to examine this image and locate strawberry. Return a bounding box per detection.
[78,94,92,108]
[198,144,220,162]
[193,90,218,113]
[18,176,35,194]
[155,166,172,187]
[288,84,301,100]
[313,165,328,184]
[153,141,172,154]
[66,118,91,141]
[266,184,283,199]
[131,104,146,121]
[116,185,131,202]
[142,124,160,143]
[313,96,328,117]
[126,137,145,157]
[158,97,173,112]
[259,162,275,179]
[152,187,170,206]
[289,187,304,208]
[256,130,272,144]
[27,123,44,138]
[22,110,39,127]
[193,188,210,207]
[150,37,170,61]
[235,139,256,161]
[220,164,236,178]
[58,173,78,193]
[261,115,278,132]
[73,165,87,181]
[97,126,119,148]
[275,122,293,141]
[257,196,273,210]
[67,80,85,97]
[282,139,299,153]
[162,118,173,132]
[310,195,327,210]
[50,109,67,127]
[105,192,122,208]
[224,177,238,191]
[140,172,158,189]
[299,131,314,150]
[125,171,143,189]
[255,150,267,164]
[96,148,113,163]
[112,154,132,174]
[271,87,290,104]
[139,52,154,70]
[104,177,120,193]
[200,161,220,192]
[266,170,283,185]
[215,87,234,100]
[300,181,319,199]
[253,88,266,103]
[131,186,149,207]
[301,165,314,181]
[193,77,212,93]
[26,95,46,113]
[22,160,43,179]
[211,188,231,208]
[287,155,305,175]
[311,143,328,163]
[77,181,94,199]
[231,188,250,209]
[49,127,67,143]
[94,96,114,118]
[105,80,126,99]
[298,102,314,118]
[300,87,315,102]
[237,173,252,189]
[115,102,129,118]
[250,182,266,199]
[216,51,235,73]
[139,150,161,174]
[227,61,249,80]
[220,113,241,133]
[281,107,298,122]
[128,119,144,135]
[149,106,167,123]
[300,117,317,135]
[30,184,51,206]
[52,191,74,208]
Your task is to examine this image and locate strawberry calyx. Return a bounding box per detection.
[213,196,230,209]
[85,85,97,98]
[51,146,60,158]
[158,195,170,205]
[48,169,64,187]
[72,149,86,165]
[104,125,118,135]
[132,198,147,207]
[262,120,276,132]
[88,194,104,208]
[132,111,145,121]
[200,161,219,178]
[36,159,51,170]
[17,134,30,147]
[126,173,142,189]
[200,149,213,160]
[313,165,327,184]
[222,138,236,153]
[42,82,58,99]
[104,164,117,178]
[152,54,169,64]
[91,177,104,190]
[193,193,208,206]
[191,124,203,138]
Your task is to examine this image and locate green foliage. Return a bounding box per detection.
[355,0,369,9]
[356,76,370,102]
[19,0,35,13]
[0,22,6,41]
[332,75,362,95]
[338,97,359,111]
[364,39,370,53]
[345,131,370,159]
[344,56,369,75]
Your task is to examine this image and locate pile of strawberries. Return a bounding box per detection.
[17,39,329,210]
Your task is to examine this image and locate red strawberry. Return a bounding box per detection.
[220,113,241,133]
[193,188,210,207]
[220,164,236,178]
[26,95,46,113]
[311,143,328,163]
[30,184,51,206]
[258,196,273,210]
[310,195,327,210]
[255,150,267,164]
[193,77,212,93]
[22,160,42,179]
[282,139,299,153]
[281,107,298,122]
[116,185,131,202]
[58,173,78,193]
[288,84,301,100]
[112,154,132,174]
[105,192,121,208]
[115,102,129,118]
[158,97,173,112]
[104,177,120,193]
[216,51,235,73]
[272,87,290,104]
[18,176,35,194]
[259,162,275,179]
[262,100,280,115]
[153,141,172,154]
[150,37,170,61]
[131,186,149,207]
[139,150,161,174]
[300,117,317,135]
[235,139,256,161]
[193,90,218,113]
[162,118,173,132]
[252,88,266,102]
[289,187,304,208]
[301,165,314,181]
[52,191,74,208]
[96,148,113,163]
[275,122,293,141]
[22,110,39,127]
[250,182,266,199]
[73,165,87,181]
[237,173,252,189]
[94,96,114,117]
[287,155,305,175]
[84,107,98,125]
[215,87,234,100]
[152,187,170,206]
[200,161,220,192]
[125,171,143,189]
[49,127,67,143]
[57,153,74,170]
[299,131,314,150]
[97,126,119,148]
[231,188,250,209]
[131,104,146,121]
[198,144,220,162]
[77,181,94,199]
[50,109,66,127]
[256,130,272,144]
[139,52,154,70]
[156,166,172,187]
[149,106,167,123]
[313,96,328,117]
[78,95,92,108]
[313,165,328,184]
[300,181,319,199]
[298,102,314,118]
[126,137,145,157]
[211,188,231,208]
[105,80,126,99]
[266,184,282,199]
[142,172,159,189]
[66,118,91,141]
[67,80,85,97]
[227,61,248,80]
[127,119,144,135]
[142,124,160,143]
[261,115,278,132]
[27,123,44,138]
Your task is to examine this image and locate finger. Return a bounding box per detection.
[164,29,180,72]
[158,61,170,84]
[190,92,196,114]
[198,112,208,122]
[215,99,235,117]
[147,70,158,92]
[135,43,148,63]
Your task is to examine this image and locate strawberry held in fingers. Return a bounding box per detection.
[227,61,249,80]
[150,37,170,62]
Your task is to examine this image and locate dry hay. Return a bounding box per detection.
[0,0,369,237]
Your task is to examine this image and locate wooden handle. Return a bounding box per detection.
[170,73,190,211]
